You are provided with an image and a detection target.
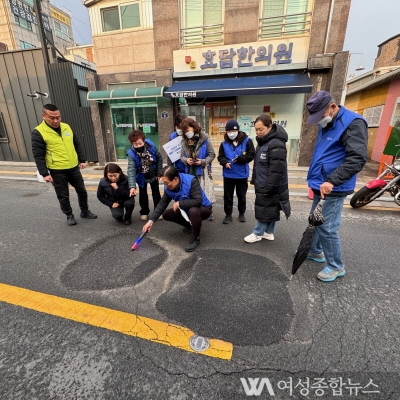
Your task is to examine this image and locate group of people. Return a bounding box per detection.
[32,90,368,281]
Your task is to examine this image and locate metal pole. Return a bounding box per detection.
[33,0,50,65]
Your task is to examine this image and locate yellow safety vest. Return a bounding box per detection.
[35,121,79,170]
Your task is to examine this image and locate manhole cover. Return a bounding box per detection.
[189,335,210,352]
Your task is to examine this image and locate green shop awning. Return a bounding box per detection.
[87,86,169,101]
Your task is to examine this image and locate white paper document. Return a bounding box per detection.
[162,135,182,163]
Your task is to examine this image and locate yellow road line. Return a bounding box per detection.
[0,170,36,175]
[0,283,232,360]
[0,170,103,178]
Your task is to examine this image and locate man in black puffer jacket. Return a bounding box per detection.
[244,114,290,243]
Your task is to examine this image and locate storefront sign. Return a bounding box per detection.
[169,92,197,98]
[173,37,309,74]
[9,0,51,30]
[162,135,182,163]
[201,43,293,70]
[116,124,132,128]
[50,6,71,26]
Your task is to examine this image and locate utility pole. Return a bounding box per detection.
[33,0,50,65]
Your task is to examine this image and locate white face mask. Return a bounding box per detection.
[185,131,194,139]
[316,115,332,128]
[227,132,238,140]
[176,129,183,136]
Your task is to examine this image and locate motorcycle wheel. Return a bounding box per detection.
[350,186,382,208]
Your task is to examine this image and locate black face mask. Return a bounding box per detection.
[136,146,145,152]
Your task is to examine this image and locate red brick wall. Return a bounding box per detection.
[374,36,400,69]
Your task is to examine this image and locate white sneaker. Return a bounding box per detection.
[262,233,274,241]
[244,233,262,243]
[140,215,148,221]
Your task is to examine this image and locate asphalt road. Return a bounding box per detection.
[0,178,399,399]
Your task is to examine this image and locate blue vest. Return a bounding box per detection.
[169,131,186,173]
[222,137,250,179]
[164,173,211,209]
[126,139,158,188]
[183,140,208,175]
[307,106,367,192]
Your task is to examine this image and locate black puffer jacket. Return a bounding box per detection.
[97,176,131,207]
[251,124,291,222]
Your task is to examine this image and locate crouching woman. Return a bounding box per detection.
[97,163,135,225]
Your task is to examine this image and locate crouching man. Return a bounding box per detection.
[142,166,212,252]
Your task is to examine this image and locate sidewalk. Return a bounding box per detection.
[0,159,394,206]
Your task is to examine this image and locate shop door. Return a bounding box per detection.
[136,107,159,149]
[112,108,134,159]
[208,102,236,151]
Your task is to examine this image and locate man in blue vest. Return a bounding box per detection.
[306,91,368,282]
[142,166,212,252]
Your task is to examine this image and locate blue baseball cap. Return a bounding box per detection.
[306,91,333,124]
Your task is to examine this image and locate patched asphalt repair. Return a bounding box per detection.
[61,232,294,346]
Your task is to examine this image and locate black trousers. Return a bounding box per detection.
[223,177,248,216]
[162,206,212,241]
[50,166,88,216]
[110,197,135,221]
[139,180,161,215]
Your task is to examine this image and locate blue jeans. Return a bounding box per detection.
[310,193,346,270]
[253,220,276,236]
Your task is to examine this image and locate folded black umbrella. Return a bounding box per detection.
[291,200,325,278]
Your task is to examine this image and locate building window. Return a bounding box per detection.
[0,113,9,143]
[20,40,36,49]
[180,0,223,48]
[259,0,311,39]
[54,20,70,41]
[101,2,141,32]
[363,105,383,128]
[390,102,400,128]
[14,15,32,31]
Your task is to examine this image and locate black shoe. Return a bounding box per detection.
[238,213,246,222]
[123,219,132,225]
[80,210,97,219]
[223,215,232,224]
[182,225,191,233]
[67,214,77,226]
[185,237,200,252]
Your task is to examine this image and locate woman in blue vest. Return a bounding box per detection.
[218,119,255,224]
[180,118,216,220]
[127,130,163,221]
[166,114,186,173]
[244,114,291,243]
[97,163,135,225]
[141,166,212,252]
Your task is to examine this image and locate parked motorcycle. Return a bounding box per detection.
[350,146,400,208]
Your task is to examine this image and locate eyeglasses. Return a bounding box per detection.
[161,177,177,187]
